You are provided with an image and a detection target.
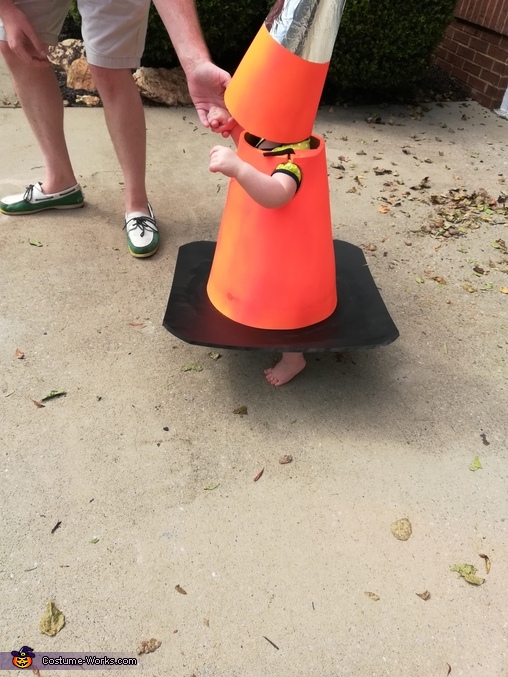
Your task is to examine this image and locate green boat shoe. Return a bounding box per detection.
[0,182,84,215]
[124,203,159,258]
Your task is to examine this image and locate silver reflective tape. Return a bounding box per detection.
[266,0,346,63]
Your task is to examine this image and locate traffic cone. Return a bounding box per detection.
[207,0,347,330]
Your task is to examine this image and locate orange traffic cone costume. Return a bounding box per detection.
[206,0,347,330]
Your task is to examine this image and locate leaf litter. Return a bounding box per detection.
[39,600,65,636]
[181,363,203,372]
[450,563,485,586]
[469,455,482,471]
[41,390,66,402]
[416,590,431,600]
[422,188,508,239]
[479,553,491,574]
[391,518,412,541]
[137,639,161,655]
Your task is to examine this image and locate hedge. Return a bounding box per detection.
[65,0,455,99]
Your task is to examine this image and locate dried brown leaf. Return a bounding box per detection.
[137,639,161,655]
[391,518,412,541]
[416,590,431,600]
[233,405,248,415]
[39,600,65,636]
[365,591,380,601]
[253,468,264,482]
[175,584,187,595]
[479,553,491,574]
[279,455,293,464]
[15,348,25,359]
[32,400,45,408]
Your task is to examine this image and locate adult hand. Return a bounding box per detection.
[187,61,235,134]
[1,3,48,65]
[209,145,241,178]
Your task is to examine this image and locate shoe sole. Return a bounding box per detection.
[128,243,159,258]
[0,202,85,215]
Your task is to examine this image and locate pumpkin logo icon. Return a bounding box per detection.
[11,646,35,669]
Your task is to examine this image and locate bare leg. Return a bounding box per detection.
[264,352,306,386]
[0,43,77,193]
[89,65,148,214]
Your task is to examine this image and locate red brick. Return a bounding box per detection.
[465,61,483,77]
[441,37,462,54]
[487,43,508,61]
[450,64,468,81]
[480,68,502,86]
[469,35,492,53]
[484,84,503,106]
[484,81,502,96]
[444,24,461,42]
[490,58,507,76]
[456,44,476,61]
[473,51,494,69]
[465,73,488,92]
[447,52,467,69]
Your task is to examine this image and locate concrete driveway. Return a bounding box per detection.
[1,61,508,676]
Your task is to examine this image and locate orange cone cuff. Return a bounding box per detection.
[225,24,329,142]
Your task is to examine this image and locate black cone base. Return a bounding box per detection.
[163,240,399,352]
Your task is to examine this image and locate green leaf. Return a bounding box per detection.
[29,238,43,247]
[204,483,220,491]
[41,390,66,401]
[181,363,203,372]
[469,455,482,471]
[451,563,485,585]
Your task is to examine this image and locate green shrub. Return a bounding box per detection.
[64,0,455,98]
[326,0,456,99]
[142,0,270,69]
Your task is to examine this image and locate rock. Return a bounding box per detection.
[47,39,85,72]
[67,58,97,92]
[133,67,192,106]
[75,95,101,107]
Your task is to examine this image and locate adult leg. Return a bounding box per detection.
[0,42,77,194]
[88,65,148,215]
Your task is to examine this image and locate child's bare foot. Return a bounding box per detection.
[264,353,306,386]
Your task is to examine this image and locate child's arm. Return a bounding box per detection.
[207,105,242,142]
[209,146,298,209]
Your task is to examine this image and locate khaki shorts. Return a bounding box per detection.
[0,0,151,68]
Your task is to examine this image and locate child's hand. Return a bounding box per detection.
[209,145,241,177]
[207,105,235,137]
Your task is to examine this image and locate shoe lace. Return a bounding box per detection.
[123,215,157,239]
[23,185,35,201]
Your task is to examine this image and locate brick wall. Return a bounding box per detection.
[433,0,508,109]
